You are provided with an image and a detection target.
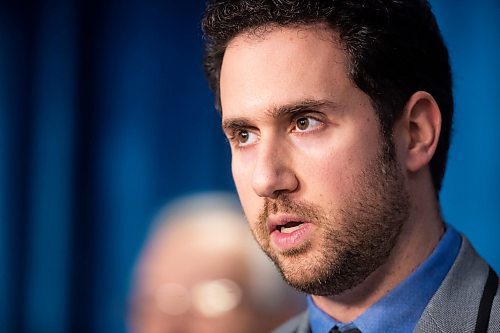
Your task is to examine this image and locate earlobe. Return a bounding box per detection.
[404,91,442,172]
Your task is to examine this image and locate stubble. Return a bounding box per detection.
[250,141,410,296]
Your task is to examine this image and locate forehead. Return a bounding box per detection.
[219,24,352,116]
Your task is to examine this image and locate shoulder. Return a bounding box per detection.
[415,235,500,332]
[271,311,310,333]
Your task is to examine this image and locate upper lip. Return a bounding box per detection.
[267,214,308,234]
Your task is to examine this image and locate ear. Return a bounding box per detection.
[402,91,442,172]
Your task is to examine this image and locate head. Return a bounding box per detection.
[203,0,452,193]
[129,193,304,333]
[202,1,452,296]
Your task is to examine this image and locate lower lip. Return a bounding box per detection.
[270,223,313,251]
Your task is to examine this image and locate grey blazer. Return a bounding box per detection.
[271,236,500,333]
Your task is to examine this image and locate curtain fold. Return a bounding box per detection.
[0,1,498,332]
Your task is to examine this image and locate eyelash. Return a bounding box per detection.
[227,128,257,148]
[226,113,324,148]
[291,114,324,133]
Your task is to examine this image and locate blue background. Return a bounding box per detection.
[0,1,498,332]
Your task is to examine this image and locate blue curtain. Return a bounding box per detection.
[0,1,498,332]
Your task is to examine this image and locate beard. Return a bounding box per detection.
[249,140,410,296]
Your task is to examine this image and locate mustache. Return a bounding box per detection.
[257,194,325,224]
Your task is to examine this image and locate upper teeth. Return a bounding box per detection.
[280,224,302,234]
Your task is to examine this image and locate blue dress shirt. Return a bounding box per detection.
[308,225,461,333]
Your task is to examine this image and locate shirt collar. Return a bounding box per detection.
[308,225,461,333]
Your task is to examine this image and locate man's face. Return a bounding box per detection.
[219,25,410,296]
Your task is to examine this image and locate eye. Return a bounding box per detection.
[293,116,322,133]
[235,129,258,147]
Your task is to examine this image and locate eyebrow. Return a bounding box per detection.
[221,99,339,131]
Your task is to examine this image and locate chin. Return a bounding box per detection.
[273,243,387,296]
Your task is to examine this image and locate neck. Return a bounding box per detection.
[312,179,444,323]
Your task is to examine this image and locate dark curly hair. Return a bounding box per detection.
[202,0,453,193]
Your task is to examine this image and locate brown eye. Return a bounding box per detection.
[296,117,310,131]
[238,131,249,143]
[233,129,257,147]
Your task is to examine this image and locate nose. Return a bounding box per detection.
[251,139,298,198]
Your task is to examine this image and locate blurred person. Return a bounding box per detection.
[201,1,499,332]
[128,193,305,333]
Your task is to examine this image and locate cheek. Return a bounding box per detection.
[231,156,259,217]
[297,137,358,183]
[300,151,351,204]
[231,155,250,193]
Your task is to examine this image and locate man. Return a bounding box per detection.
[201,1,499,332]
[128,193,304,333]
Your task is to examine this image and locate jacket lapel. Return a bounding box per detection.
[413,237,489,333]
[295,311,311,333]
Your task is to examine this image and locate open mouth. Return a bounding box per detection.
[277,221,304,234]
[269,217,312,249]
